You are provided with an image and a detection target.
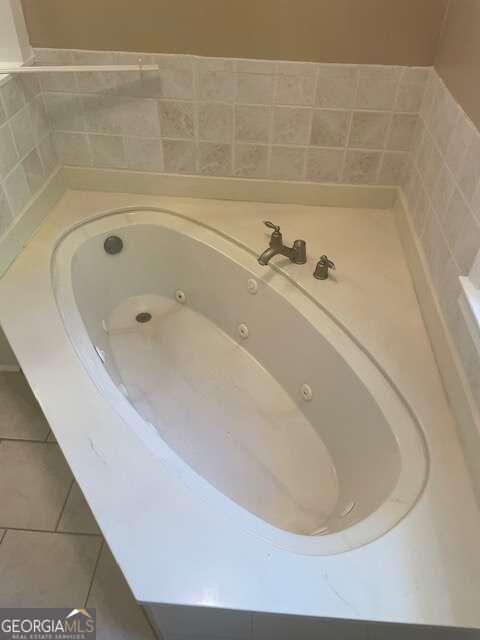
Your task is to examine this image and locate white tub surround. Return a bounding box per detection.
[34,48,426,187]
[63,165,398,210]
[0,189,479,635]
[402,69,480,500]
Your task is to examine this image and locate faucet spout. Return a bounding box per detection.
[257,246,282,266]
[257,221,307,266]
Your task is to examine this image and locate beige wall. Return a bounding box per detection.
[435,0,480,131]
[21,0,446,66]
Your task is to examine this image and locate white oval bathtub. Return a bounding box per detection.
[52,208,427,555]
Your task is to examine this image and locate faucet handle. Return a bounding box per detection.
[321,255,335,270]
[264,220,281,233]
[313,255,336,280]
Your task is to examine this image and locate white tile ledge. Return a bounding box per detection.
[0,54,35,86]
[459,277,480,359]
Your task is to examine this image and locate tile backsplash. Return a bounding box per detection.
[34,48,428,186]
[0,73,58,239]
[404,69,480,412]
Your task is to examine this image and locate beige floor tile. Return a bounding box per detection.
[87,546,156,639]
[0,441,72,529]
[0,373,50,440]
[0,529,102,607]
[58,482,101,535]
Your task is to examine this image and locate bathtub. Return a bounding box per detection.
[52,207,427,556]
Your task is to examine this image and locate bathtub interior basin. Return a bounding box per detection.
[52,208,427,554]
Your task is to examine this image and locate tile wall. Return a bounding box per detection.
[0,73,58,239]
[404,69,480,412]
[34,48,428,186]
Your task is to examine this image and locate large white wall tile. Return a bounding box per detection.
[198,103,233,142]
[158,100,195,139]
[343,150,381,184]
[0,123,19,179]
[349,111,391,149]
[272,106,311,145]
[3,164,31,217]
[88,134,126,169]
[162,139,196,173]
[22,149,45,194]
[195,58,235,102]
[0,78,26,119]
[235,105,271,143]
[234,143,268,178]
[0,184,13,236]
[155,54,194,100]
[311,109,350,147]
[53,131,91,166]
[316,65,358,109]
[276,62,316,107]
[10,104,35,158]
[125,137,163,172]
[378,152,408,185]
[198,141,232,176]
[270,146,306,181]
[306,147,344,183]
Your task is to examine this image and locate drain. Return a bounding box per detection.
[136,312,152,323]
[104,235,123,255]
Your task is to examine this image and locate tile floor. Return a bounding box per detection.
[0,372,158,639]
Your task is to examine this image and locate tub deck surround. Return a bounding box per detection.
[0,190,479,630]
[53,209,426,555]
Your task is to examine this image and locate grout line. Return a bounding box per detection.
[265,104,274,178]
[141,606,162,640]
[44,127,403,155]
[54,478,75,532]
[84,538,104,607]
[339,75,359,182]
[302,65,319,180]
[0,524,103,538]
[0,436,58,444]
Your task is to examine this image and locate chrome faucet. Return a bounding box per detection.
[258,221,307,266]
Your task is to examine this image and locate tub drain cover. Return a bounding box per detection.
[136,312,152,323]
[104,235,123,255]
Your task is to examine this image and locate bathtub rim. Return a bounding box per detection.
[51,205,429,556]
